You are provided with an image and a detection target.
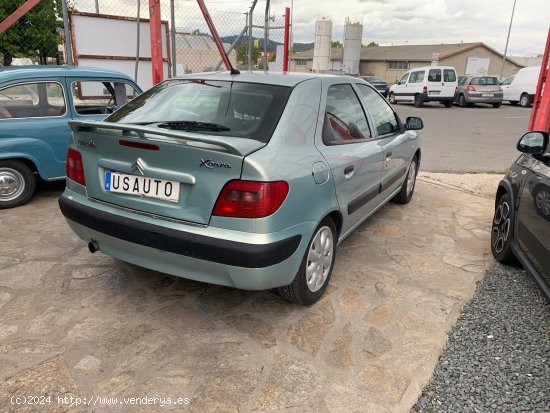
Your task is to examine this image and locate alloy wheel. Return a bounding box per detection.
[306,226,334,292]
[492,200,511,254]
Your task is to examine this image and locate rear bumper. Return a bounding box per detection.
[465,92,503,103]
[59,191,310,290]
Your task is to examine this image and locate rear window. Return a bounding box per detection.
[470,76,498,86]
[107,80,291,143]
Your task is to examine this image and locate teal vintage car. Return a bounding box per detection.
[0,66,142,208]
[59,72,423,305]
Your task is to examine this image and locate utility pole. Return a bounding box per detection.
[500,0,517,80]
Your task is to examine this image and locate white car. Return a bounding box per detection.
[500,66,541,107]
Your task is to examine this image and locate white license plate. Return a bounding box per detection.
[482,93,494,97]
[429,91,440,95]
[104,172,180,203]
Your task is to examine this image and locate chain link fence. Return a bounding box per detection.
[1,0,289,76]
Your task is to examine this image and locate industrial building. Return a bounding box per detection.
[291,41,524,81]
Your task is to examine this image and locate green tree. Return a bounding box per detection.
[365,41,379,48]
[191,29,206,35]
[331,41,343,48]
[0,0,63,66]
[236,43,259,64]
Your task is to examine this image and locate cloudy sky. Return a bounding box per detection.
[202,0,549,56]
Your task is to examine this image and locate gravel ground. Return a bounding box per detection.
[411,264,550,413]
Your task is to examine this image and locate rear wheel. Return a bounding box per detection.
[278,218,336,305]
[492,102,502,108]
[491,193,518,265]
[392,156,418,204]
[519,93,531,108]
[0,160,36,209]
[388,92,397,104]
[414,94,423,108]
[443,100,452,108]
[458,94,468,108]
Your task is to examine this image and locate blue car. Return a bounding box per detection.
[0,66,142,208]
[59,72,423,305]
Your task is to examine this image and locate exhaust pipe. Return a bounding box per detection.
[88,240,100,254]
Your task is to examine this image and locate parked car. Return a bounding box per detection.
[500,66,541,107]
[59,72,423,305]
[0,66,142,208]
[361,76,389,97]
[388,65,458,107]
[455,75,503,108]
[491,131,550,300]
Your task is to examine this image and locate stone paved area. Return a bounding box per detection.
[0,180,495,413]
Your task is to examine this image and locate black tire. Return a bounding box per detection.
[492,102,502,108]
[414,94,423,108]
[509,101,518,106]
[458,94,468,108]
[519,93,531,108]
[533,185,550,219]
[491,193,519,265]
[388,92,397,104]
[0,160,36,209]
[278,217,337,305]
[392,156,418,204]
[443,100,452,108]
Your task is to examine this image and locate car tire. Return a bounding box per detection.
[414,94,423,108]
[277,217,337,305]
[443,100,452,108]
[533,185,550,219]
[389,92,397,104]
[519,93,531,108]
[492,102,502,108]
[458,94,468,108]
[0,160,36,209]
[392,156,418,204]
[491,193,519,265]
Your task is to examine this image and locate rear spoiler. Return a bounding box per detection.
[69,120,264,157]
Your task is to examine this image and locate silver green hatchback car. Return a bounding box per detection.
[59,72,423,305]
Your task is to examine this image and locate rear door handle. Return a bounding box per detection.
[386,151,393,161]
[344,165,354,176]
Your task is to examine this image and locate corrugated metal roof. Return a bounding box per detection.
[175,33,232,52]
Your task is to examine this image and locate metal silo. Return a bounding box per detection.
[312,19,332,73]
[342,18,363,75]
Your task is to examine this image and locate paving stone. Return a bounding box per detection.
[27,306,82,335]
[288,300,335,356]
[339,288,369,314]
[116,334,175,372]
[67,317,123,341]
[325,384,391,413]
[96,373,135,396]
[224,314,276,348]
[443,252,486,272]
[363,304,396,327]
[96,324,156,357]
[74,355,101,372]
[166,341,249,370]
[0,338,60,354]
[325,322,354,372]
[0,291,12,309]
[373,223,407,238]
[254,352,324,411]
[363,327,392,358]
[0,256,20,269]
[0,261,56,289]
[0,324,17,340]
[0,356,78,413]
[151,302,217,334]
[140,376,191,409]
[361,364,409,404]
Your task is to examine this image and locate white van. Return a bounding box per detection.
[388,66,458,107]
[500,66,541,107]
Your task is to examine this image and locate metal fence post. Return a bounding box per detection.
[263,0,269,71]
[283,7,290,72]
[61,0,73,66]
[170,0,177,77]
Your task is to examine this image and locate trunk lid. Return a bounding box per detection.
[71,120,264,225]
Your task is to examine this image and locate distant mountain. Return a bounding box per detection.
[292,43,314,52]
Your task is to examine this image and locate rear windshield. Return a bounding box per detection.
[470,76,499,86]
[107,80,291,143]
[364,76,384,83]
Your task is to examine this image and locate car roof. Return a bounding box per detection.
[169,71,356,87]
[0,65,136,82]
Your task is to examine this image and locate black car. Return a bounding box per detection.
[361,76,389,97]
[491,131,550,299]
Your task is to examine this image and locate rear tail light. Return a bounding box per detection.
[465,85,476,91]
[213,180,289,218]
[66,148,85,185]
[423,86,428,94]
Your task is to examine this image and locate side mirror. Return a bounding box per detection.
[517,131,549,155]
[405,116,423,131]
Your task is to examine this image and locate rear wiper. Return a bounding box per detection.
[128,120,230,132]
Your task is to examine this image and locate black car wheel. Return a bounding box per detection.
[278,217,336,305]
[388,92,397,104]
[392,156,418,204]
[458,94,468,108]
[0,160,36,209]
[414,94,424,108]
[519,93,531,108]
[491,193,518,265]
[492,102,502,108]
[443,100,452,108]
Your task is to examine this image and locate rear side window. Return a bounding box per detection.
[409,71,425,83]
[71,81,139,116]
[323,84,371,144]
[428,69,442,82]
[108,80,291,143]
[443,69,457,82]
[0,82,66,120]
[356,84,400,136]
